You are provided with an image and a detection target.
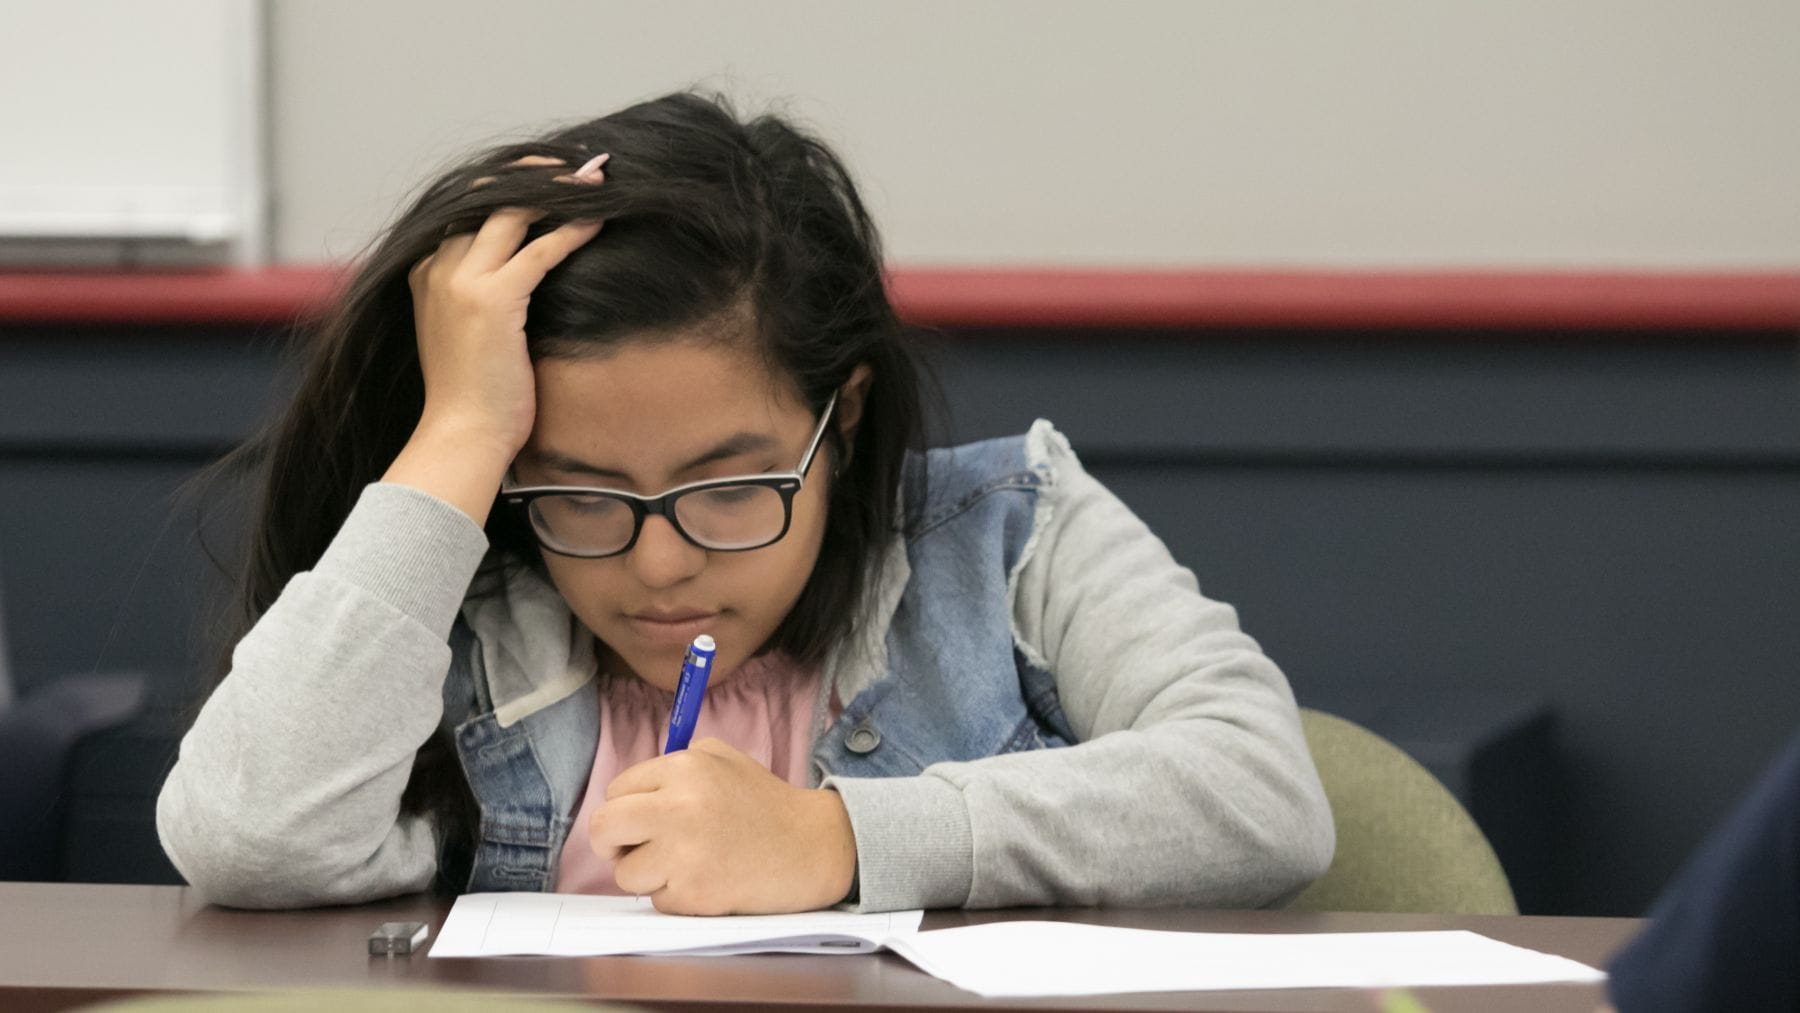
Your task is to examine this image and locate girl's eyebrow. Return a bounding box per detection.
[531,431,780,481]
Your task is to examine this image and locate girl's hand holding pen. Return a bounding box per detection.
[382,154,606,524]
[591,737,858,916]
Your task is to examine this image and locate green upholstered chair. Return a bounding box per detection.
[1289,708,1518,916]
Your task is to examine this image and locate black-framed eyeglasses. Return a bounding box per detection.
[502,393,838,559]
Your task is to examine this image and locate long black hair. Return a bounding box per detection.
[199,92,936,887]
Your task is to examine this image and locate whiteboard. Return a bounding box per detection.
[0,0,263,261]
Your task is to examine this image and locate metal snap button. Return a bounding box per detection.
[845,722,881,754]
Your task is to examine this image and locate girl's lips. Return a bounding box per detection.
[625,611,722,646]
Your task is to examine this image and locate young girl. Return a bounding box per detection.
[158,92,1333,914]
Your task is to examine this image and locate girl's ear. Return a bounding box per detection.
[835,363,875,452]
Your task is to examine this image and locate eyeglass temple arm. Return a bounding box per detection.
[797,391,840,475]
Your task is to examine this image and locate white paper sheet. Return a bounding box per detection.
[882,921,1608,997]
[430,896,1605,999]
[428,893,925,957]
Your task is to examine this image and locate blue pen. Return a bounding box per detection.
[663,634,717,753]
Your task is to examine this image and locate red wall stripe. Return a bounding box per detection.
[2,266,1798,330]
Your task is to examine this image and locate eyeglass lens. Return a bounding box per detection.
[528,483,789,556]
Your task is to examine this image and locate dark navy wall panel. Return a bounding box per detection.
[930,331,1800,461]
[1084,462,1800,916]
[5,323,1800,912]
[933,329,1800,916]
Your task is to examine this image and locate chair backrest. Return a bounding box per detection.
[1289,708,1517,915]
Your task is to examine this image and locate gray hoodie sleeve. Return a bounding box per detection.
[828,423,1335,911]
[155,483,489,908]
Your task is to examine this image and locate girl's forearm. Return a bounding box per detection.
[381,419,516,526]
[157,484,487,907]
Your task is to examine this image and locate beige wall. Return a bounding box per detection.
[270,0,1800,268]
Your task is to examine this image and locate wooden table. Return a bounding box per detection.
[0,883,1637,1012]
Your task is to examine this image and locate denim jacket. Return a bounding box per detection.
[159,422,1333,911]
[449,423,1078,894]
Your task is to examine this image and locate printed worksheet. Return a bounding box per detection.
[883,921,1608,997]
[429,893,924,957]
[431,895,1607,999]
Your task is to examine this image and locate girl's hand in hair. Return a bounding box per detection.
[592,737,859,915]
[383,155,605,524]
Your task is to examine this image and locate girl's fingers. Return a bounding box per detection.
[406,252,435,290]
[551,169,606,185]
[420,232,477,282]
[589,795,655,853]
[604,753,666,801]
[451,155,605,277]
[690,737,736,759]
[499,218,604,288]
[612,842,670,898]
[438,154,604,280]
[553,153,610,185]
[434,230,476,256]
[468,154,568,189]
[463,206,546,274]
[410,235,471,294]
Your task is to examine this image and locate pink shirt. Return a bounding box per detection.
[556,652,822,894]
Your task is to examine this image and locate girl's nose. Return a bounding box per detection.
[627,514,706,588]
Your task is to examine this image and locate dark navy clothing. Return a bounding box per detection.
[1608,729,1800,1012]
